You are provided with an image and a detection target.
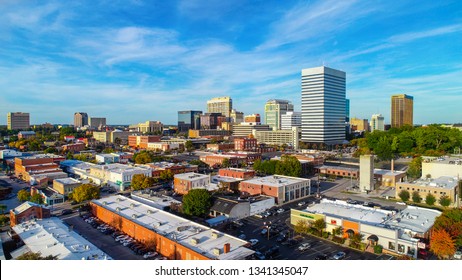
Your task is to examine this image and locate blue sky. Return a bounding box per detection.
[1,0,461,125]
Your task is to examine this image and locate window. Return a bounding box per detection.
[398,244,405,253]
[388,242,395,250]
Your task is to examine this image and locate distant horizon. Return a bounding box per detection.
[1,1,461,125]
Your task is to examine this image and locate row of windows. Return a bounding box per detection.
[398,186,448,195]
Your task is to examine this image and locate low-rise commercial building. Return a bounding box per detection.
[53,177,82,195]
[32,187,65,205]
[188,129,232,138]
[95,153,120,164]
[234,137,257,151]
[89,163,152,191]
[374,169,406,188]
[218,168,255,180]
[62,142,86,153]
[14,154,66,182]
[12,217,109,260]
[146,142,183,152]
[290,199,441,259]
[90,195,254,260]
[239,175,311,205]
[130,121,163,133]
[253,127,300,149]
[10,202,51,227]
[18,131,36,139]
[317,165,359,179]
[396,176,459,206]
[206,143,235,152]
[147,162,198,178]
[174,172,211,195]
[422,156,462,178]
[232,123,270,137]
[128,135,162,149]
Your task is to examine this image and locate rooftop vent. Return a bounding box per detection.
[130,203,136,209]
[211,232,220,239]
[212,248,221,256]
[116,207,121,212]
[190,237,199,245]
[147,209,153,214]
[103,201,107,206]
[132,214,137,219]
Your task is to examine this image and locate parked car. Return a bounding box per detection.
[254,251,266,260]
[61,209,73,215]
[314,253,328,260]
[297,201,306,207]
[276,208,285,214]
[297,243,312,252]
[238,234,246,240]
[143,251,159,259]
[453,250,462,260]
[264,245,280,258]
[331,251,346,260]
[248,239,259,247]
[260,228,268,236]
[115,235,129,242]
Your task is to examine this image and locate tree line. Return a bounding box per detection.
[253,155,302,177]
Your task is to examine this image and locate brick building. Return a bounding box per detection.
[239,175,311,205]
[173,172,211,195]
[90,195,254,260]
[234,138,257,151]
[128,135,162,149]
[218,168,255,179]
[62,142,86,153]
[14,155,66,182]
[10,201,51,227]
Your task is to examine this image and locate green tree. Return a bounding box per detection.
[407,157,423,179]
[189,159,208,168]
[398,190,410,202]
[131,174,156,190]
[159,170,174,181]
[182,189,212,217]
[0,215,9,226]
[102,148,115,153]
[275,155,302,177]
[294,220,309,234]
[17,251,56,260]
[0,204,6,215]
[312,218,326,235]
[439,195,451,207]
[71,184,100,203]
[185,140,194,152]
[30,193,44,204]
[253,159,261,172]
[349,232,364,249]
[133,151,154,164]
[17,189,31,202]
[222,158,231,168]
[411,191,422,203]
[425,193,436,206]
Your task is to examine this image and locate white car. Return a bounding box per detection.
[454,250,462,260]
[143,252,159,259]
[297,201,306,207]
[277,208,285,214]
[248,239,259,247]
[297,243,311,252]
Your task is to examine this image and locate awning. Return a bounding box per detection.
[367,235,379,242]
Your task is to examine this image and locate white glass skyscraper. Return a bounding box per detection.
[301,66,346,144]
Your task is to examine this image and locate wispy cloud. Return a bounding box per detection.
[389,23,462,43]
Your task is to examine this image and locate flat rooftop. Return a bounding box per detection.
[243,175,310,187]
[374,169,406,176]
[211,175,242,183]
[21,153,65,160]
[54,177,81,185]
[91,163,151,174]
[12,217,110,260]
[405,176,458,190]
[423,156,462,165]
[174,172,210,181]
[92,195,254,260]
[305,199,392,226]
[318,165,359,172]
[385,206,441,234]
[131,190,181,210]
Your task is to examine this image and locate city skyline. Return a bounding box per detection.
[1,1,461,125]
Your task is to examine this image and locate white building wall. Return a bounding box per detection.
[250,197,276,215]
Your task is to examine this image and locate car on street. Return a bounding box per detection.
[264,246,280,258]
[238,234,246,240]
[331,251,346,260]
[260,228,268,235]
[254,251,266,260]
[453,250,462,260]
[297,201,306,207]
[276,208,285,214]
[297,243,312,252]
[143,252,159,259]
[61,209,73,215]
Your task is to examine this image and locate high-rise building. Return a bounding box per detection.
[207,96,232,118]
[89,117,106,129]
[281,112,302,130]
[391,94,413,128]
[345,99,350,122]
[370,114,385,132]
[264,99,294,130]
[230,109,244,123]
[74,112,88,128]
[178,110,202,132]
[129,121,163,133]
[244,114,261,123]
[200,113,222,129]
[350,118,370,132]
[7,112,30,130]
[301,66,346,144]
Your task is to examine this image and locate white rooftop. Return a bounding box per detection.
[91,163,151,174]
[54,177,81,185]
[131,191,181,210]
[12,201,48,215]
[92,195,254,260]
[174,172,210,181]
[407,176,458,190]
[243,175,309,188]
[374,168,406,176]
[211,175,242,183]
[12,217,110,260]
[306,199,392,226]
[385,206,441,235]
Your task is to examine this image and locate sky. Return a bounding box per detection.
[0,0,461,125]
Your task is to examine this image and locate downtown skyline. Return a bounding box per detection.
[1,0,462,125]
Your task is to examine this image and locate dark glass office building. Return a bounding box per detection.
[178,110,202,132]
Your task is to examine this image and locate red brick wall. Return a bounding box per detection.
[10,206,51,227]
[90,203,210,260]
[218,169,255,179]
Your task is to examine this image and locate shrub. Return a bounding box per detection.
[374,245,383,254]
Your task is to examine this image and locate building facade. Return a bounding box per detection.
[7,112,30,130]
[234,137,258,151]
[207,96,232,118]
[232,123,271,137]
[391,94,413,128]
[350,118,370,132]
[244,114,261,123]
[89,117,107,129]
[230,109,244,123]
[178,110,202,132]
[301,66,346,144]
[53,177,81,195]
[218,168,255,180]
[129,121,163,133]
[396,176,459,207]
[173,173,211,195]
[74,112,88,128]
[370,114,385,132]
[281,111,302,130]
[264,99,294,130]
[253,127,300,149]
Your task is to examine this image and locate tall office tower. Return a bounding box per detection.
[391,94,413,128]
[301,66,346,144]
[74,112,88,128]
[7,112,30,130]
[89,117,106,129]
[178,110,202,132]
[281,111,302,130]
[200,113,222,129]
[264,99,294,130]
[345,99,350,122]
[370,114,385,132]
[244,114,261,123]
[207,96,232,118]
[350,118,370,132]
[230,109,244,123]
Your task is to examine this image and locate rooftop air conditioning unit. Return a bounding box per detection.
[147,209,153,214]
[132,214,137,219]
[130,203,136,209]
[116,207,121,212]
[103,201,107,206]
[211,232,220,239]
[212,248,221,256]
[190,238,199,245]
